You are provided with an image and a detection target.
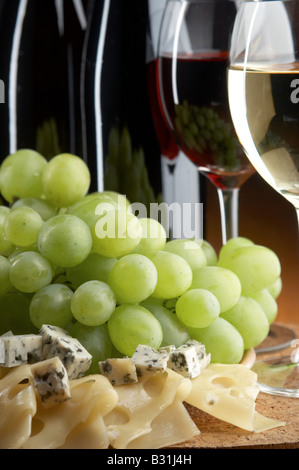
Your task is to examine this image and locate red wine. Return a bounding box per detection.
[158,52,254,189]
[146,59,179,161]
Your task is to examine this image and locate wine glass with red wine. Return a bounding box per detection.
[157,0,254,245]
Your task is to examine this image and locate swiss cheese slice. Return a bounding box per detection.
[104,368,200,449]
[185,363,285,432]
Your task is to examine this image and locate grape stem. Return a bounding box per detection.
[217,187,239,246]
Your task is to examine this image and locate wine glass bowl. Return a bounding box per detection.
[228,0,299,396]
[157,0,255,244]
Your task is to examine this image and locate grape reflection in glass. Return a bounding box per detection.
[157,0,254,245]
[228,0,299,397]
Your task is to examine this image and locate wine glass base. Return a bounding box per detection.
[255,323,296,354]
[252,356,299,398]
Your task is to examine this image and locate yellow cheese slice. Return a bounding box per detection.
[104,368,199,449]
[22,374,118,449]
[0,365,36,450]
[185,363,285,432]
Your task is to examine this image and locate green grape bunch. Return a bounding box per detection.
[175,100,240,170]
[0,149,283,370]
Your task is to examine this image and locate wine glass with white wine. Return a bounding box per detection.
[228,0,299,397]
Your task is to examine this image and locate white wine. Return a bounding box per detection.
[228,64,299,207]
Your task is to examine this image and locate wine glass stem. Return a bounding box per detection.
[217,187,239,245]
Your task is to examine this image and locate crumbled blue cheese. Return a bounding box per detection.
[39,325,92,380]
[167,344,202,378]
[31,357,71,408]
[159,345,176,354]
[132,344,169,377]
[0,334,43,367]
[99,357,138,386]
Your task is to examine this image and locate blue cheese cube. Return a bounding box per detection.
[39,325,92,380]
[167,344,202,378]
[0,334,43,367]
[99,357,138,385]
[177,339,211,370]
[132,344,169,377]
[31,357,71,408]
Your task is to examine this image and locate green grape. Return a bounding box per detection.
[220,296,270,349]
[8,245,40,262]
[0,149,47,203]
[218,244,281,295]
[249,289,278,325]
[107,304,163,356]
[196,239,218,266]
[71,280,116,327]
[0,292,36,335]
[149,250,193,299]
[132,217,167,255]
[141,300,190,347]
[42,153,91,208]
[9,251,53,293]
[38,214,92,267]
[219,236,254,260]
[29,284,73,329]
[4,206,44,247]
[107,253,157,304]
[267,277,282,299]
[66,252,117,289]
[0,255,13,296]
[188,317,244,364]
[100,190,132,213]
[163,239,207,271]
[191,266,241,313]
[0,207,14,254]
[176,288,220,328]
[68,321,113,374]
[68,194,118,227]
[91,209,142,258]
[11,197,57,221]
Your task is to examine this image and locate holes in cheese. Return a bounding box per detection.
[185,363,285,432]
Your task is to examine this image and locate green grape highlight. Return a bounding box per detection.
[108,253,158,304]
[149,250,193,299]
[191,266,241,313]
[11,197,57,221]
[29,283,73,329]
[42,153,91,207]
[4,206,44,247]
[66,252,117,289]
[218,244,281,295]
[132,217,167,255]
[0,255,13,296]
[71,280,116,327]
[0,149,47,203]
[141,300,190,347]
[220,296,270,349]
[91,209,142,258]
[38,214,92,267]
[108,304,163,356]
[0,207,14,254]
[188,317,244,364]
[249,289,278,325]
[9,251,53,293]
[176,288,220,328]
[164,239,207,271]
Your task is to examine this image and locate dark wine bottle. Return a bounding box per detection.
[81,0,162,203]
[0,0,88,163]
